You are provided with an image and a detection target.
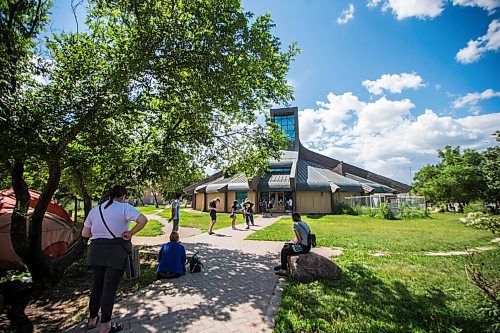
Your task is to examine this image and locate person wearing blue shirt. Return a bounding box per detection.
[157,231,186,279]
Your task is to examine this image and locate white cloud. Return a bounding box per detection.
[452,89,500,109]
[317,92,364,132]
[354,97,415,134]
[367,0,445,20]
[456,19,500,64]
[299,90,500,184]
[362,72,426,95]
[367,0,383,8]
[337,4,355,24]
[452,0,500,12]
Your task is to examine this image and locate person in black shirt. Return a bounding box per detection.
[208,197,220,235]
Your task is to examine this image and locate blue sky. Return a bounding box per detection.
[49,1,499,184]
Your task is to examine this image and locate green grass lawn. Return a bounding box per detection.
[249,213,499,332]
[158,210,247,231]
[130,219,164,237]
[135,205,164,215]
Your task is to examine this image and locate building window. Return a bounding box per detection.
[270,167,291,173]
[235,192,247,209]
[274,114,296,142]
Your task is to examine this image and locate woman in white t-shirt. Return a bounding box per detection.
[82,185,148,333]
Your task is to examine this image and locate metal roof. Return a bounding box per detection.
[227,174,250,191]
[296,160,364,192]
[345,173,397,193]
[258,173,292,191]
[195,174,250,193]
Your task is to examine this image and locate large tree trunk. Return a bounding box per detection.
[10,161,31,259]
[75,169,92,218]
[11,160,87,285]
[25,160,61,285]
[153,191,159,208]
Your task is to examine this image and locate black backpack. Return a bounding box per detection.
[188,252,204,273]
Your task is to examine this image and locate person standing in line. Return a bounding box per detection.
[274,212,311,277]
[169,193,182,232]
[287,198,293,212]
[242,198,255,229]
[157,231,186,279]
[230,200,239,230]
[82,185,148,333]
[208,197,221,235]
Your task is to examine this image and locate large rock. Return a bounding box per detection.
[288,252,342,283]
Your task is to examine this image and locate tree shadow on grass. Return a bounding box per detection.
[275,263,483,332]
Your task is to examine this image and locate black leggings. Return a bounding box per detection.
[89,266,123,323]
[280,243,310,270]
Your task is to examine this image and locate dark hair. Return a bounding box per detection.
[104,185,127,209]
[176,193,182,199]
[170,231,180,242]
[291,212,301,222]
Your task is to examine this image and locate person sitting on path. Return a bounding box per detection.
[208,197,221,235]
[242,198,255,229]
[230,200,240,230]
[274,212,311,276]
[168,193,182,232]
[82,185,148,333]
[157,231,186,279]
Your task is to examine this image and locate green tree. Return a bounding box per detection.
[412,145,486,205]
[1,0,296,285]
[481,146,500,202]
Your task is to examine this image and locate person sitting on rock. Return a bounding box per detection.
[157,231,186,279]
[274,212,311,276]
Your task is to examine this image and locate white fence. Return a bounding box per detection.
[345,194,426,215]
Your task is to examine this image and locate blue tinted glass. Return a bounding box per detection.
[271,167,291,173]
[275,115,295,141]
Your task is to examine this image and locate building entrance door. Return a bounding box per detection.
[268,192,284,213]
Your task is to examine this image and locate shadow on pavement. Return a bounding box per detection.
[69,242,280,332]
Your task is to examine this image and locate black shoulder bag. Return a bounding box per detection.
[297,222,317,248]
[98,204,136,279]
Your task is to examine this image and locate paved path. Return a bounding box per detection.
[68,216,287,333]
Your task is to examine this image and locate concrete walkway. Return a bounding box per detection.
[69,215,287,333]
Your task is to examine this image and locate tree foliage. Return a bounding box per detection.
[412,145,498,205]
[0,0,297,285]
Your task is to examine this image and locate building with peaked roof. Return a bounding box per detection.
[184,107,410,214]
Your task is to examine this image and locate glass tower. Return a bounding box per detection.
[274,114,296,142]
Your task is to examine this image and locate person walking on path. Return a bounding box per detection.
[169,193,182,232]
[208,197,221,235]
[82,185,148,333]
[242,198,255,229]
[274,212,311,276]
[157,231,186,279]
[230,200,239,230]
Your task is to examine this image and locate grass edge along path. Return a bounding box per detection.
[158,210,248,232]
[130,219,164,237]
[248,213,499,332]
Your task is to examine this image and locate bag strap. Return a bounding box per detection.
[98,204,131,255]
[296,222,311,246]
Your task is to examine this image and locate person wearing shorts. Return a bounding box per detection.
[230,200,239,230]
[208,197,220,235]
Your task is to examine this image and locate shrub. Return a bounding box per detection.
[352,205,376,217]
[398,203,430,219]
[460,213,499,234]
[332,203,356,215]
[464,201,488,214]
[376,203,394,220]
